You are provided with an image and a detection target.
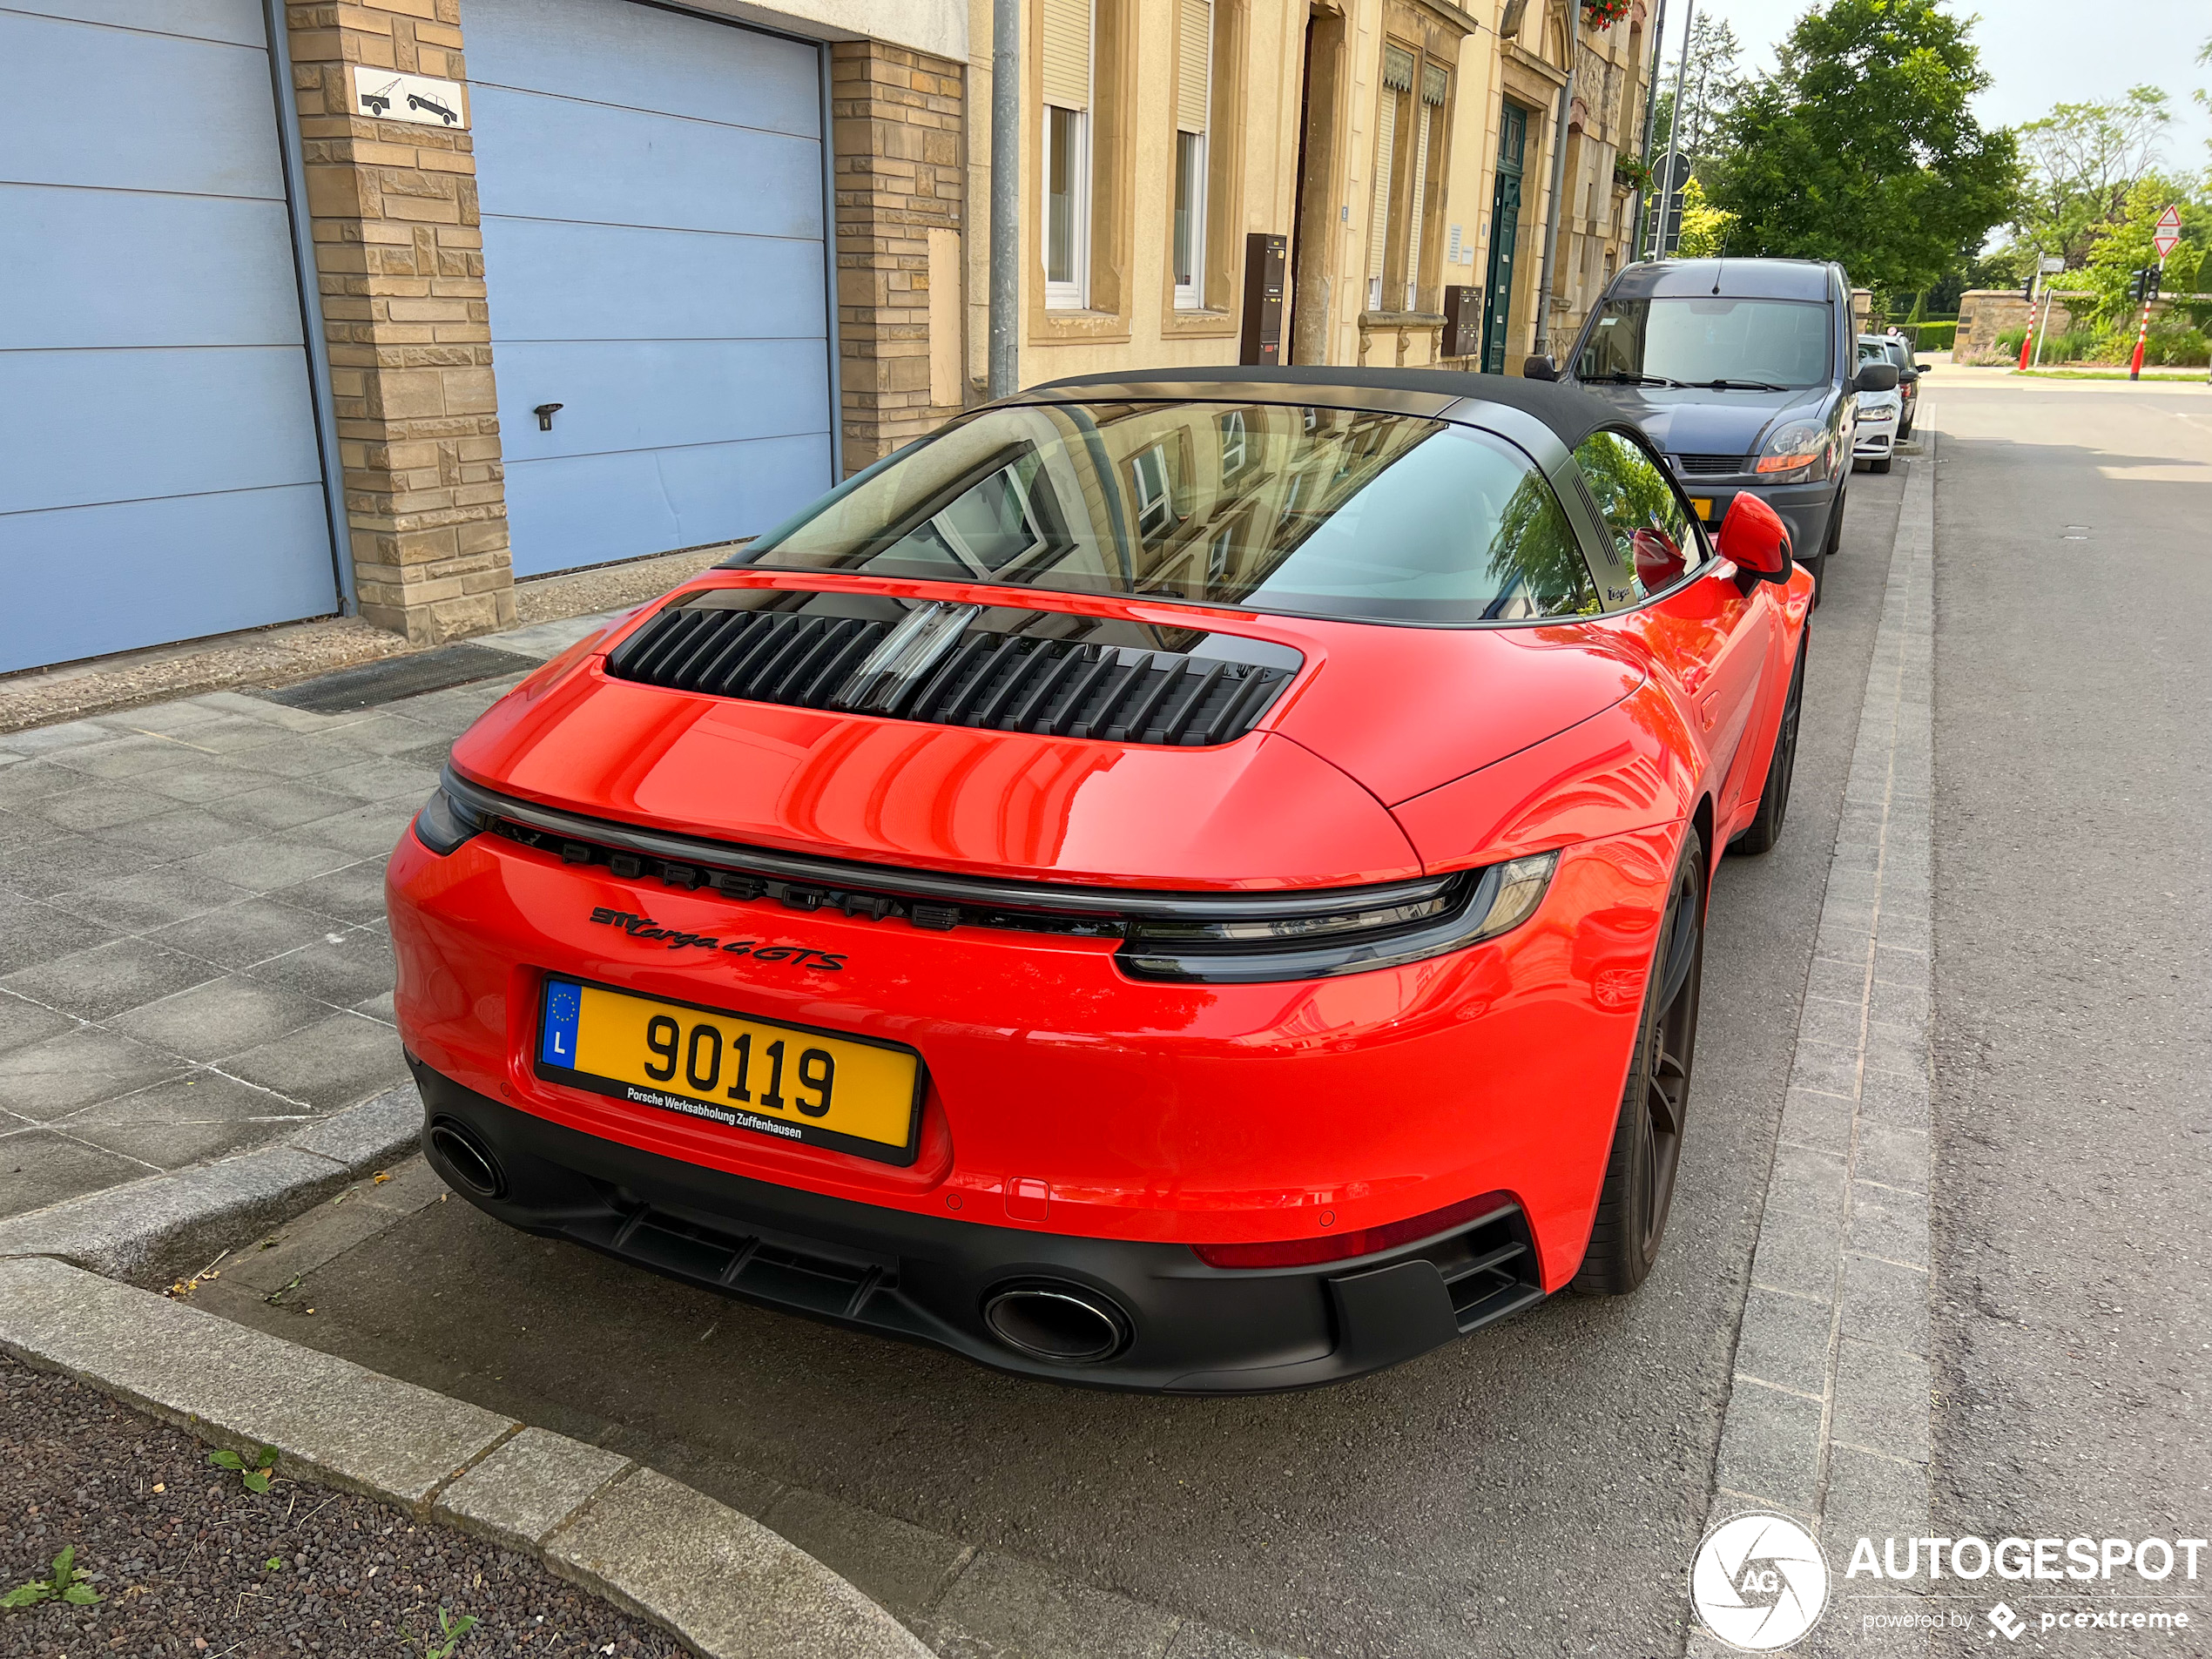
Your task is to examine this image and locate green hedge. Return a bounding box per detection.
[1909,321,1957,352]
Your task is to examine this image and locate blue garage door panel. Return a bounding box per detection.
[466,0,834,577]
[3,348,324,516]
[505,433,835,574]
[0,3,335,673]
[0,185,308,349]
[476,219,826,343]
[4,488,338,673]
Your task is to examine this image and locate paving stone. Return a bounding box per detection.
[1839,1254,1929,1354]
[267,857,390,925]
[1856,1068,1932,1131]
[1818,1445,1931,1571]
[219,1011,408,1109]
[354,990,396,1024]
[84,804,256,860]
[293,800,416,859]
[179,836,359,894]
[57,1067,301,1131]
[1794,995,1864,1051]
[1849,1184,1930,1270]
[1732,1285,1833,1399]
[763,1484,973,1622]
[0,892,105,977]
[99,701,230,738]
[1712,1379,1825,1518]
[0,991,77,1057]
[0,762,100,808]
[209,779,369,833]
[1831,1339,1931,1465]
[1789,1040,1862,1101]
[247,930,395,1007]
[161,713,304,755]
[0,1025,185,1121]
[192,691,341,732]
[548,1467,934,1659]
[30,780,178,833]
[1,939,218,1022]
[281,1083,421,1170]
[1861,1019,1928,1081]
[0,1127,157,1219]
[1750,1204,1844,1301]
[0,826,167,900]
[1764,1142,1849,1220]
[435,1426,633,1550]
[61,1110,299,1171]
[1853,1123,1930,1194]
[47,865,256,934]
[317,757,441,805]
[320,711,451,757]
[0,1255,513,1501]
[1801,953,1870,1007]
[2,719,116,755]
[134,756,280,805]
[1865,973,1929,1029]
[107,974,334,1063]
[195,735,374,780]
[1778,1087,1855,1156]
[45,732,202,779]
[144,897,340,970]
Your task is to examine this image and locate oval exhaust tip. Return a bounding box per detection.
[981,1282,1130,1365]
[428,1119,505,1200]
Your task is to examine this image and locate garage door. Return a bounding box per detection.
[0,2,337,675]
[465,0,835,577]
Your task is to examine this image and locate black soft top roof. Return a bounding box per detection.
[1020,364,1623,451]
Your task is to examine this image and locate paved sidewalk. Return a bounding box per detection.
[0,612,613,1220]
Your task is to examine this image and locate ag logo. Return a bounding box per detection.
[1689,1512,1831,1651]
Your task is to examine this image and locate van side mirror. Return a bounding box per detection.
[1522,354,1560,381]
[1853,361,1900,393]
[1915,361,1932,373]
[1718,493,1792,583]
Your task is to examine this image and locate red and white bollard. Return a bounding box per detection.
[2128,300,2153,381]
[2018,317,2034,371]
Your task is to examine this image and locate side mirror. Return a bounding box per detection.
[1914,360,1932,373]
[1717,493,1792,583]
[1853,361,1900,393]
[1522,354,1560,382]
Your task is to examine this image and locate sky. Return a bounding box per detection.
[1675,0,2212,173]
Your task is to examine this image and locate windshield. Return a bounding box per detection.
[1578,297,1834,389]
[729,401,1602,625]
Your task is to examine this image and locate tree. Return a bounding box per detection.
[2008,87,2175,266]
[1675,177,1736,259]
[1707,0,2020,294]
[2082,179,2210,328]
[1649,17,1744,189]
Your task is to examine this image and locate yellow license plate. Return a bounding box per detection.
[1690,497,1713,520]
[536,978,924,1166]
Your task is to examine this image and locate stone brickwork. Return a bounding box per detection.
[831,44,968,478]
[286,1,513,644]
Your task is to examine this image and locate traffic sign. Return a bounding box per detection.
[2154,205,2182,260]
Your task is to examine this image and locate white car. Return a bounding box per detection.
[1852,336,1901,474]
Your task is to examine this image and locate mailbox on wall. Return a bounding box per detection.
[1240,234,1287,368]
[1442,286,1484,361]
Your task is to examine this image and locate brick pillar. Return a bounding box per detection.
[285,2,514,644]
[831,43,968,478]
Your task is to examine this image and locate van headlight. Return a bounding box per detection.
[1754,419,1833,482]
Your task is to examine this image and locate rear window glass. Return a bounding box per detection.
[730,401,1602,625]
[1579,297,1834,390]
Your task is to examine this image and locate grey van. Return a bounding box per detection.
[1528,259,1898,598]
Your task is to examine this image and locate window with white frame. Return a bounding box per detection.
[1172,0,1211,308]
[1042,0,1095,310]
[1404,64,1447,311]
[1130,442,1177,543]
[1367,46,1413,313]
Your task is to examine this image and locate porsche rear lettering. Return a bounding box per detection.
[586,907,846,971]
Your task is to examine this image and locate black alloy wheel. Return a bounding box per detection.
[1572,826,1706,1295]
[1730,631,1806,856]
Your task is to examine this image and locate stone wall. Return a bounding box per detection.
[1955,288,2089,364]
[831,42,968,477]
[286,0,513,645]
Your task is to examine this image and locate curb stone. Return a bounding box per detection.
[0,1253,935,1659]
[0,1083,425,1287]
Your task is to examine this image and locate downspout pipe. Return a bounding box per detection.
[987,0,1021,399]
[1629,0,1666,263]
[1531,0,1580,358]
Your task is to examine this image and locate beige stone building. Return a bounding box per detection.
[7,0,1654,675]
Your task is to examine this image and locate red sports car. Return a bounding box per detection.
[388,368,1811,1393]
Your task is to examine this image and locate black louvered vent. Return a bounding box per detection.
[604,604,1292,747]
[1674,453,1745,476]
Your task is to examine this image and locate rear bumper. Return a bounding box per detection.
[412,1060,1544,1393]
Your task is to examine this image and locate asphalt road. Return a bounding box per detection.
[1924,376,2212,1653]
[201,473,1907,1659]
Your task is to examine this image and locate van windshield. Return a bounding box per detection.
[1578,297,1833,390]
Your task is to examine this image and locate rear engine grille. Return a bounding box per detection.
[1673,453,1745,476]
[604,602,1291,747]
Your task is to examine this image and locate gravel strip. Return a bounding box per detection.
[0,1355,685,1659]
[512,547,736,627]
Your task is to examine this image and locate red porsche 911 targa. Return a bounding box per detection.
[388,368,1811,1393]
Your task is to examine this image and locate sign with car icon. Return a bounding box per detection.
[349,65,469,130]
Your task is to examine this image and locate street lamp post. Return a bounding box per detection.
[1531,0,1580,357]
[1650,0,1695,260]
[987,0,1020,400]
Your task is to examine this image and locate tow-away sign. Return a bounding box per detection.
[2154,206,2182,260]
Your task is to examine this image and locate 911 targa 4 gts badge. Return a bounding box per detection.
[587,907,846,971]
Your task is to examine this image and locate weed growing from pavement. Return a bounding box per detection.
[2,1544,102,1609]
[210,1444,280,1493]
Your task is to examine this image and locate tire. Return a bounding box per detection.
[1572,825,1706,1296]
[1871,456,1892,475]
[1807,485,1842,607]
[1730,628,1806,856]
